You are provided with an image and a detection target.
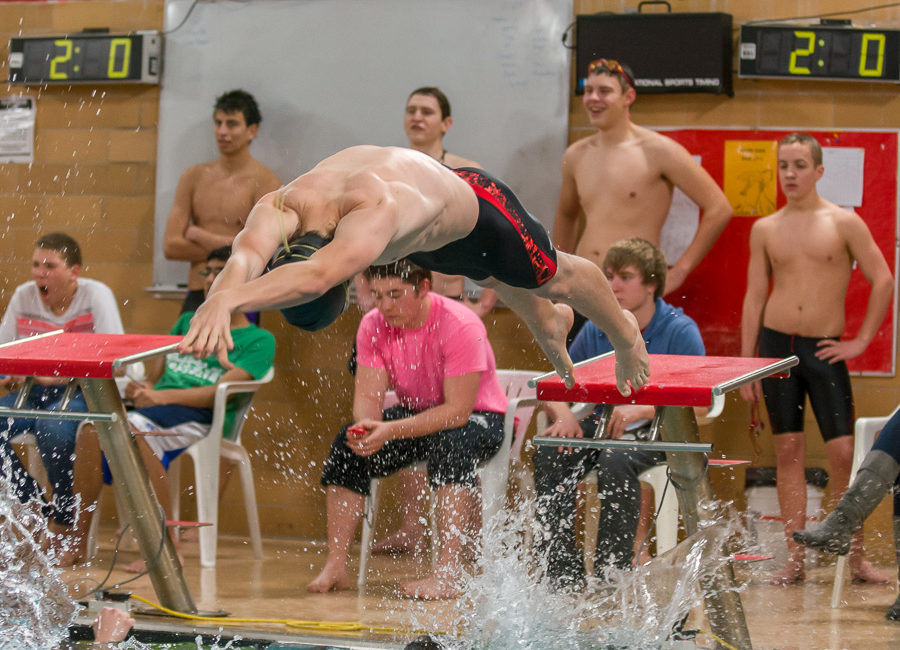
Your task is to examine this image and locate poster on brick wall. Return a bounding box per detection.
[655,128,898,376]
[0,96,35,163]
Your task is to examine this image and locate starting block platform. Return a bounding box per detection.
[532,354,796,456]
[0,331,195,614]
[530,352,798,650]
[532,352,796,406]
[0,331,181,378]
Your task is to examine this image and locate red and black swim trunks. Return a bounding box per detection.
[408,167,558,289]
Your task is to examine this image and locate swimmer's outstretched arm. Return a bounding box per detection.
[178,190,296,365]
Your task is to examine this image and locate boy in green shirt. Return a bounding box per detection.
[57,247,274,566]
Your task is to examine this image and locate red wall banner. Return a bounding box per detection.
[660,128,897,375]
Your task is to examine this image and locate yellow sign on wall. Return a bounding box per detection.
[724,140,777,217]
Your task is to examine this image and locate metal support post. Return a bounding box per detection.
[79,378,196,614]
[658,405,751,650]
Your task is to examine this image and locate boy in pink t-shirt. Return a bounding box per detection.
[308,260,507,600]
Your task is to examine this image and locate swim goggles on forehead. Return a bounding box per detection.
[587,58,634,88]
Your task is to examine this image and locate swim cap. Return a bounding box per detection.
[266,232,349,331]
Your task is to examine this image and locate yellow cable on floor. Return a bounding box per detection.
[128,594,445,636]
[131,595,737,648]
[698,628,740,650]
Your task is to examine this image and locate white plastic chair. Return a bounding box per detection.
[357,369,540,587]
[168,367,274,568]
[830,405,900,608]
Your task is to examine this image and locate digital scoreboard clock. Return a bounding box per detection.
[739,24,900,82]
[8,31,161,84]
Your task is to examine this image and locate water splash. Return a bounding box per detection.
[0,458,77,649]
[411,496,750,649]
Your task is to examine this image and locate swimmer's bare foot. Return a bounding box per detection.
[614,310,650,397]
[769,559,805,586]
[307,561,352,593]
[372,526,427,556]
[400,570,462,600]
[849,555,890,584]
[537,303,575,388]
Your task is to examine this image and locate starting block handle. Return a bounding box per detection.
[0,329,64,352]
[712,355,799,398]
[527,351,614,388]
[532,435,712,454]
[112,342,181,369]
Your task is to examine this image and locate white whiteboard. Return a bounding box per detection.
[154,0,572,287]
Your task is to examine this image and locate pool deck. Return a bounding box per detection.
[60,528,900,649]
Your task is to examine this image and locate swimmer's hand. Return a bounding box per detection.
[614,311,649,397]
[178,292,235,369]
[815,338,866,364]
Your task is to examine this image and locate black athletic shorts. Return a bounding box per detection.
[408,167,557,289]
[321,405,504,495]
[759,327,854,441]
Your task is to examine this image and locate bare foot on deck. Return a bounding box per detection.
[306,562,352,593]
[769,559,805,585]
[850,556,890,584]
[614,310,650,397]
[372,526,427,556]
[400,570,463,600]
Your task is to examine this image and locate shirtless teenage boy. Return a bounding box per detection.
[553,60,731,301]
[740,133,894,585]
[364,87,498,557]
[178,145,650,396]
[163,89,281,313]
[402,86,497,317]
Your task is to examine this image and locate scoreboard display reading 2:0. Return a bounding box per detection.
[8,32,161,84]
[739,24,900,82]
